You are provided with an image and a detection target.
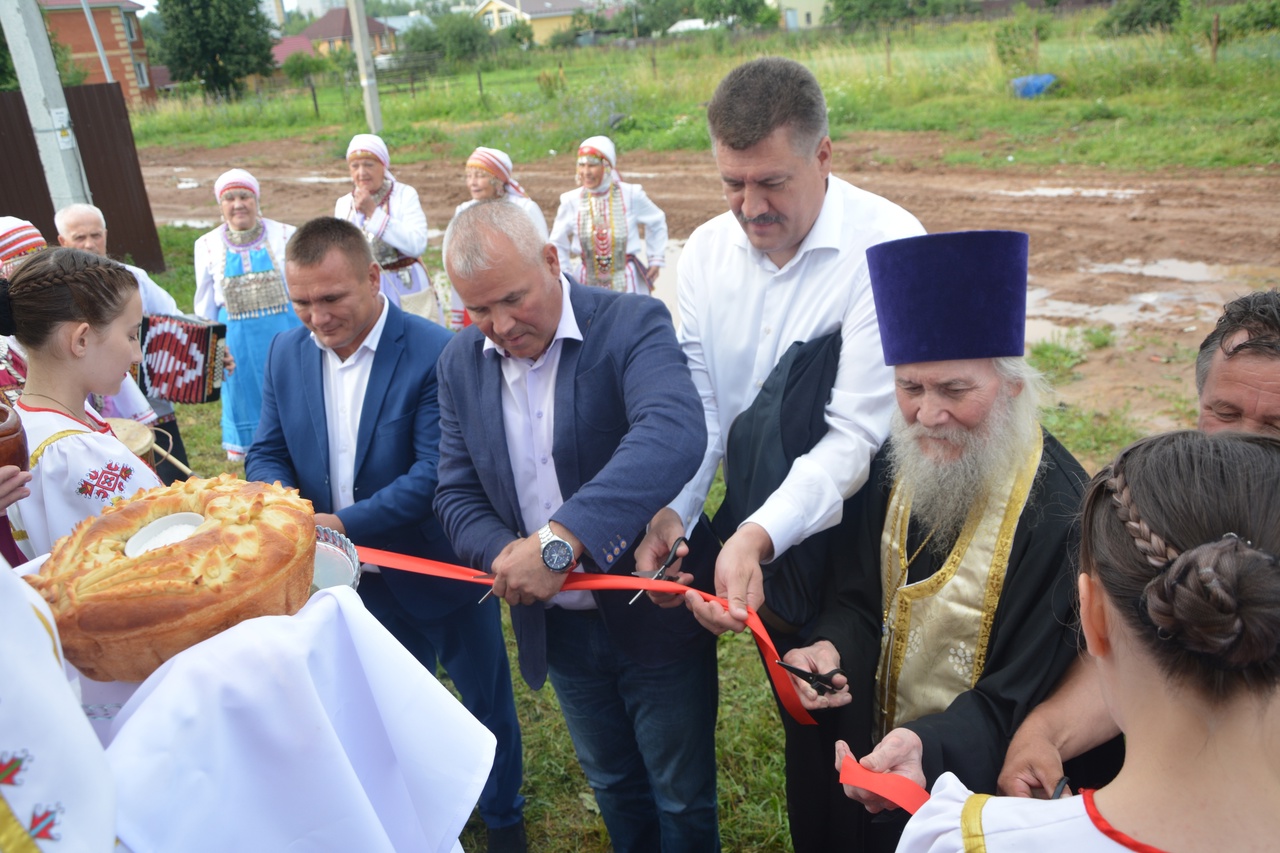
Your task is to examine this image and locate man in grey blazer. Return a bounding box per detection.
[435,201,719,853]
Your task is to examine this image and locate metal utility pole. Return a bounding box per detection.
[79,0,114,82]
[0,0,92,211]
[346,0,383,134]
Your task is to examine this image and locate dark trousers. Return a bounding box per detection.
[769,630,875,853]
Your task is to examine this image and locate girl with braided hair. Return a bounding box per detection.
[899,430,1280,852]
[3,247,162,559]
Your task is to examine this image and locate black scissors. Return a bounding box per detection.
[774,659,847,696]
[629,536,688,605]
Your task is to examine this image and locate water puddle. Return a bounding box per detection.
[176,178,199,190]
[1025,287,1186,342]
[993,187,1144,200]
[1085,257,1223,280]
[295,176,349,184]
[168,219,215,229]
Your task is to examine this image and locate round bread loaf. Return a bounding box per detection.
[27,474,316,682]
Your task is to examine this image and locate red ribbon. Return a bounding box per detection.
[355,546,817,726]
[838,755,931,814]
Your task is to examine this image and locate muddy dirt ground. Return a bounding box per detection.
[139,134,1280,467]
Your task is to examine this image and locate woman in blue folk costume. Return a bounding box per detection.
[193,169,299,462]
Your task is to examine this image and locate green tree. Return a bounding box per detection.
[139,12,164,59]
[634,0,697,36]
[497,19,535,48]
[156,0,275,99]
[1096,0,1184,36]
[281,10,314,36]
[694,0,767,28]
[433,12,492,62]
[825,0,910,31]
[0,24,89,90]
[402,20,444,54]
[281,51,330,85]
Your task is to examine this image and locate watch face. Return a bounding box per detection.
[542,539,575,572]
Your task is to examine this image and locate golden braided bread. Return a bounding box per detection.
[27,474,316,682]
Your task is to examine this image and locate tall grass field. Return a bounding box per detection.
[132,8,1278,170]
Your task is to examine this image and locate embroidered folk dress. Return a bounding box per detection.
[194,218,300,458]
[898,772,1171,853]
[335,178,429,310]
[8,401,162,560]
[549,180,667,294]
[0,565,117,851]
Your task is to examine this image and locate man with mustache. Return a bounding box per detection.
[634,56,923,852]
[782,231,1089,852]
[996,288,1280,800]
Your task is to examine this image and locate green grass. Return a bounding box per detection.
[131,9,1280,171]
[1028,335,1086,385]
[1081,325,1117,350]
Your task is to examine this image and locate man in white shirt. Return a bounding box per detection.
[245,217,527,853]
[55,203,192,482]
[634,57,925,852]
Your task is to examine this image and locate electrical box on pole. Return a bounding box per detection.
[0,0,93,211]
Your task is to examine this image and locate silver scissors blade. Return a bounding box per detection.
[629,536,688,605]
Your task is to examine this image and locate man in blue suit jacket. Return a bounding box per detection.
[435,201,720,853]
[245,217,527,853]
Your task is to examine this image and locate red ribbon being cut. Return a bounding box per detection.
[355,545,817,726]
[838,755,931,814]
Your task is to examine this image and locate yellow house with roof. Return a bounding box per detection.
[474,0,611,45]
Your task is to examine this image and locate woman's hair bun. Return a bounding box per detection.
[1144,535,1280,670]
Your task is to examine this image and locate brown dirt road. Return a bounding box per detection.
[140,134,1280,466]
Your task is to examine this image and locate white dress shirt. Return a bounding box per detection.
[319,295,390,514]
[489,274,592,608]
[669,175,925,558]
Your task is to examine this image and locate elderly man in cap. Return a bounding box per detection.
[782,231,1089,851]
[997,287,1280,799]
[55,203,192,482]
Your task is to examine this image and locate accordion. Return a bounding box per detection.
[137,314,227,404]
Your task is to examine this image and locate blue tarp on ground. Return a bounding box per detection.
[1012,73,1058,98]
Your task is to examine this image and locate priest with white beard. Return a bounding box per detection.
[781,230,1089,852]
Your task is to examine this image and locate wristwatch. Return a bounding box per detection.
[538,524,577,573]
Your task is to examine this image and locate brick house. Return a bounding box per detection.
[39,0,155,105]
[301,8,397,56]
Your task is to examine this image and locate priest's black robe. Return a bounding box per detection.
[809,429,1091,851]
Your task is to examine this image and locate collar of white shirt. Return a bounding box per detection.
[310,293,390,360]
[483,273,583,361]
[730,177,844,274]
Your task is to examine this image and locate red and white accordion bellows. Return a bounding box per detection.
[138,314,227,404]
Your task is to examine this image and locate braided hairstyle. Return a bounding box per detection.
[1081,430,1280,700]
[0,247,138,350]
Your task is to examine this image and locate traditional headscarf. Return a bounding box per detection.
[346,134,390,169]
[214,169,260,201]
[578,135,617,171]
[0,217,46,278]
[466,147,527,198]
[579,135,622,188]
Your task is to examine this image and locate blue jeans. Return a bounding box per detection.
[359,573,525,829]
[545,607,720,853]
